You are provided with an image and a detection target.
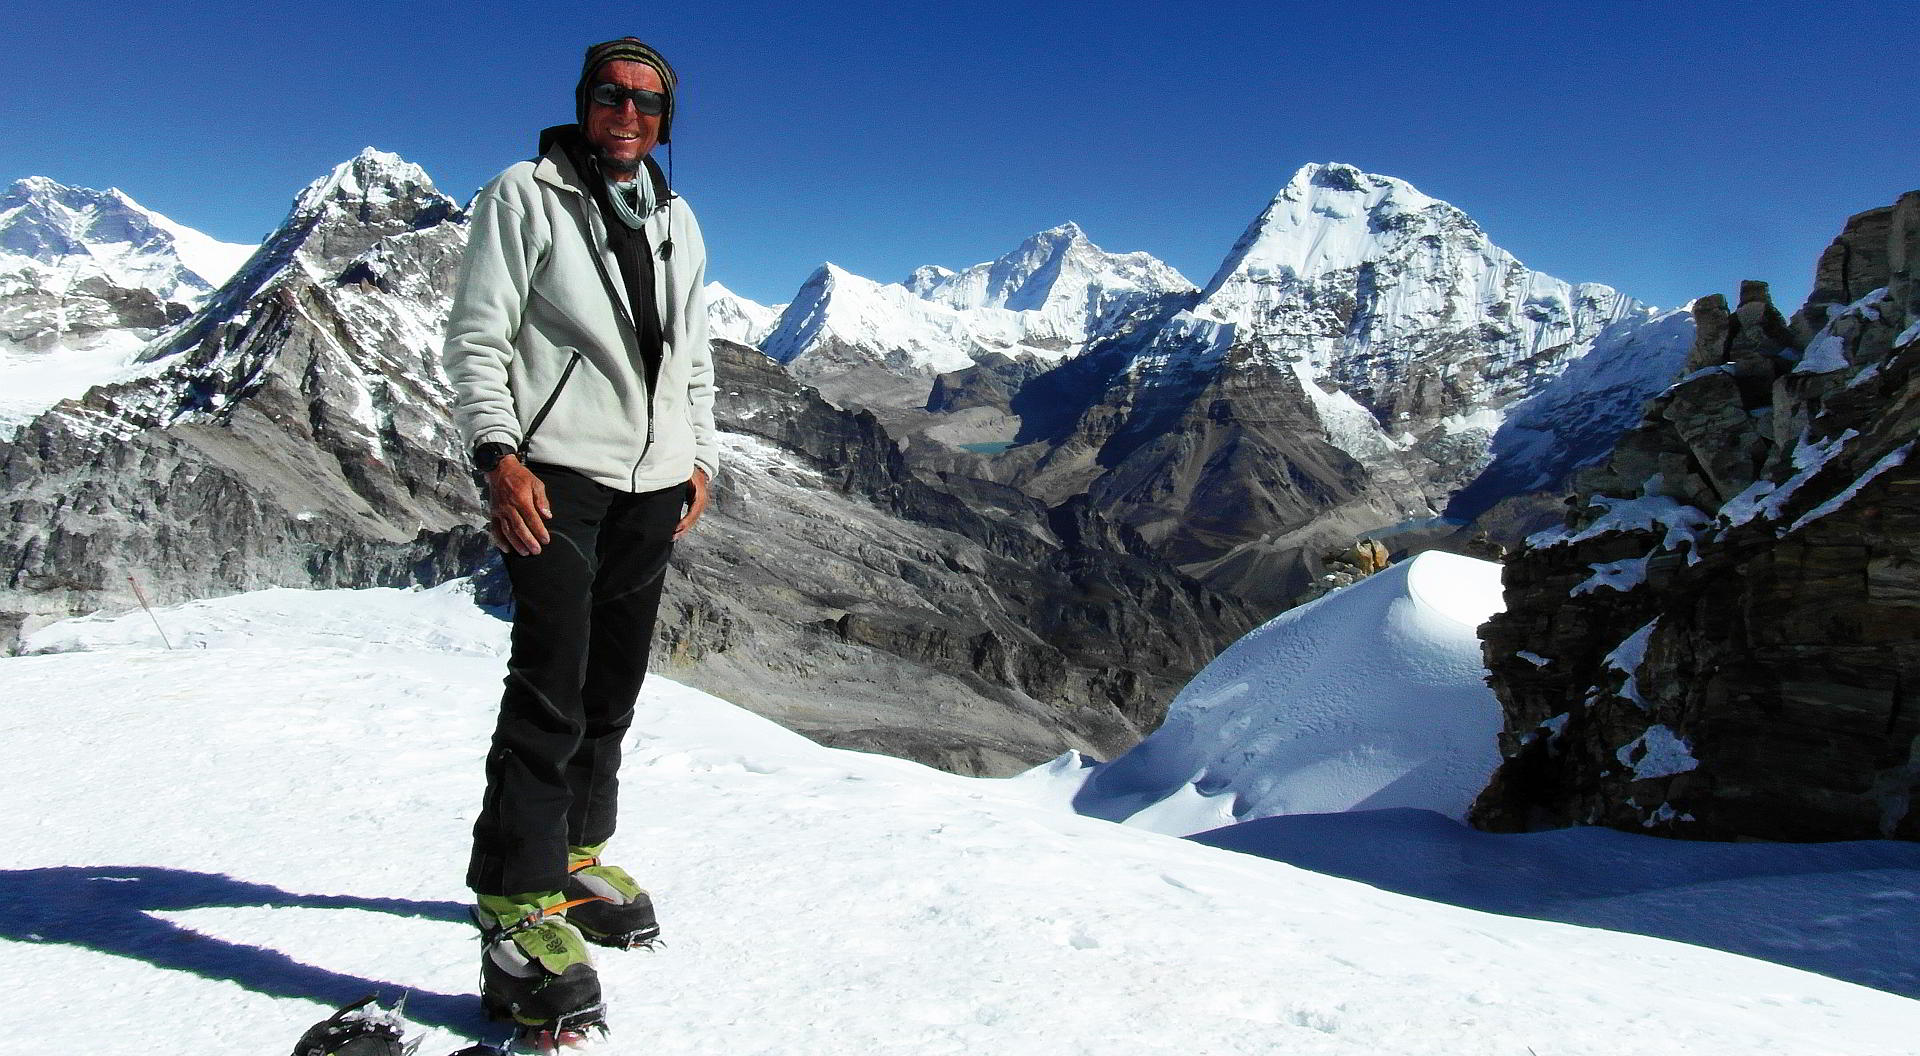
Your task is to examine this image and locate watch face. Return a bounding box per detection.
[474,444,512,471]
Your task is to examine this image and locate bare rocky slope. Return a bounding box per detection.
[1473,191,1920,840]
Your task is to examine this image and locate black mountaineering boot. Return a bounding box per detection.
[472,893,607,1049]
[562,855,661,950]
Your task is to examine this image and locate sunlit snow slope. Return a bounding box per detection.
[1,582,1915,1055]
[1056,551,1506,835]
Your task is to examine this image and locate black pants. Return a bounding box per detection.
[467,463,684,896]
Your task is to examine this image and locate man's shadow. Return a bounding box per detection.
[0,865,492,1036]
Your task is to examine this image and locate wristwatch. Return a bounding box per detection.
[472,442,517,473]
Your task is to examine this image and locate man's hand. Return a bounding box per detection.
[487,457,552,556]
[674,466,710,541]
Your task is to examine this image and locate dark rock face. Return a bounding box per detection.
[1473,191,1920,841]
[994,322,1416,614]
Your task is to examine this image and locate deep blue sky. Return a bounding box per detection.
[6,1,1911,311]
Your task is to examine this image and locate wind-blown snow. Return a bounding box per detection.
[1602,619,1659,709]
[1785,442,1913,535]
[1532,491,1712,549]
[1723,429,1861,528]
[5,580,1918,1053]
[1059,552,1508,832]
[1572,555,1651,596]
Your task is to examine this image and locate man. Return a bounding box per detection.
[441,36,716,1045]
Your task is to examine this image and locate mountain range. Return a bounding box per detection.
[0,151,1255,774]
[0,151,1705,771]
[723,162,1696,608]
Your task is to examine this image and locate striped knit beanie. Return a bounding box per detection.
[576,37,679,144]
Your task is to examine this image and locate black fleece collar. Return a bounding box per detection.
[534,124,673,207]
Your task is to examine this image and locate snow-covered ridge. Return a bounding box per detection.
[0,176,255,302]
[764,262,1039,374]
[705,281,784,347]
[763,224,1193,380]
[1052,551,1508,835]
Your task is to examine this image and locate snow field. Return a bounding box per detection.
[0,585,1916,1054]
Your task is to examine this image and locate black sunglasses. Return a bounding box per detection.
[590,82,667,115]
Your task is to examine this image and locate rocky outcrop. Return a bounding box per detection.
[1473,191,1920,841]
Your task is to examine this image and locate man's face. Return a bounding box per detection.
[584,60,664,179]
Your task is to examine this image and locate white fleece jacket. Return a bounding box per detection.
[442,146,717,492]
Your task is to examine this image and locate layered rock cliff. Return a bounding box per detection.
[1473,192,1920,840]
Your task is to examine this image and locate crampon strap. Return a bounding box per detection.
[473,896,609,943]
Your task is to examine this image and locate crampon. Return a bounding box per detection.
[483,996,610,1054]
[290,994,420,1056]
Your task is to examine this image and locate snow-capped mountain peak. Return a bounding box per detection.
[0,176,255,301]
[0,177,264,433]
[763,226,1195,407]
[762,262,1009,375]
[902,263,957,296]
[704,281,784,347]
[199,147,459,304]
[290,147,440,224]
[911,220,1193,320]
[1203,162,1464,296]
[1169,161,1648,399]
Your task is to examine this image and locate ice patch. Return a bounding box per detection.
[1572,555,1650,596]
[1618,725,1699,780]
[1785,442,1914,535]
[1794,332,1849,374]
[1604,619,1659,709]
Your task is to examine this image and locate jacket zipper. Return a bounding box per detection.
[574,191,665,490]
